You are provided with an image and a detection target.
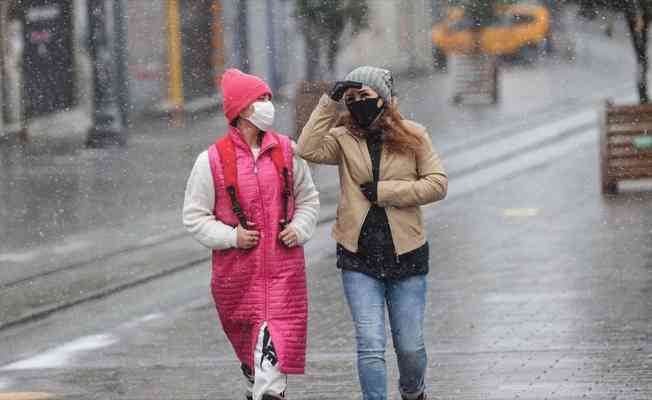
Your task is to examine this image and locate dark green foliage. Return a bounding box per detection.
[295,0,369,80]
[464,0,498,28]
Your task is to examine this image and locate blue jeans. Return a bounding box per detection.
[341,270,428,400]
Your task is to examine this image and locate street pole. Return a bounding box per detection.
[0,2,5,139]
[114,0,129,129]
[166,0,184,127]
[406,1,417,73]
[431,0,446,23]
[212,0,225,89]
[236,0,250,72]
[87,0,127,146]
[278,0,290,89]
[265,0,279,92]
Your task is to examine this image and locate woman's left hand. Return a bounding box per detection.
[360,181,378,204]
[279,226,299,247]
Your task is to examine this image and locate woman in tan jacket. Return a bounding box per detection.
[297,66,447,400]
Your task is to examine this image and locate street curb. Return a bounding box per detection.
[0,231,189,291]
[0,255,208,332]
[0,208,337,333]
[3,47,629,333]
[0,95,603,333]
[148,94,223,118]
[0,257,210,331]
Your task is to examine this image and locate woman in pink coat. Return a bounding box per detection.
[183,69,319,400]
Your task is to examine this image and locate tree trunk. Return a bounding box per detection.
[236,0,250,72]
[625,8,649,104]
[304,28,320,82]
[639,16,649,103]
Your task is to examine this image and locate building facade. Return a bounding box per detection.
[0,0,439,142]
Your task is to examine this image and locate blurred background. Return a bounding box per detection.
[1,1,651,398]
[0,0,578,141]
[0,0,597,256]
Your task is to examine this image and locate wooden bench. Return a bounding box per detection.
[601,101,652,194]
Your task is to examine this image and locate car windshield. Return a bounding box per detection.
[510,13,536,25]
[450,17,476,32]
[449,12,510,31]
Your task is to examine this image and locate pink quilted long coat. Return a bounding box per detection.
[208,126,308,374]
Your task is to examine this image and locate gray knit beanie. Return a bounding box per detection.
[344,66,394,103]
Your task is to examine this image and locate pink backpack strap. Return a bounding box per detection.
[215,136,250,229]
[268,132,293,230]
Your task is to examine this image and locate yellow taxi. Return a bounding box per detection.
[431,3,550,68]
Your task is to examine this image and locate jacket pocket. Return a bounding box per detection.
[387,206,424,251]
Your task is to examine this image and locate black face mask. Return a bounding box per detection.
[347,97,384,128]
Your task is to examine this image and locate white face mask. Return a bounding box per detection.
[245,101,275,132]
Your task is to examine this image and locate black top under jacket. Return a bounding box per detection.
[336,133,429,280]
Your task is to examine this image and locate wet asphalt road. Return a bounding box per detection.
[1,23,651,399]
[1,111,650,399]
[0,21,637,258]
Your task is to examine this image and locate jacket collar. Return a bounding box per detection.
[345,131,376,182]
[228,126,280,155]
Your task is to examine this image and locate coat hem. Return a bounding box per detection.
[332,232,427,256]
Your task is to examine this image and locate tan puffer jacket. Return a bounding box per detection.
[297,95,448,255]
